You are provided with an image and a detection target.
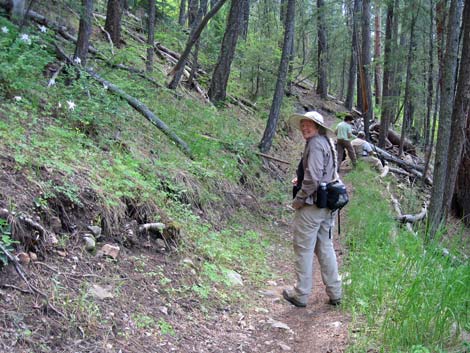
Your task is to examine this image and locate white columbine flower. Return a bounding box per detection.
[67,101,76,111]
[103,83,109,90]
[14,96,22,101]
[1,26,8,33]
[58,102,62,108]
[39,25,47,33]
[73,57,81,65]
[20,33,31,44]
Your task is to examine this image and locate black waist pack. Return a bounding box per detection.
[325,180,349,211]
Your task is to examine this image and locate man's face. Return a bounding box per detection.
[300,119,318,140]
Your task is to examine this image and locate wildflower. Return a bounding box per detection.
[58,102,62,108]
[73,57,81,65]
[103,83,109,90]
[67,101,76,111]
[20,33,31,44]
[14,96,22,101]
[1,26,8,33]
[39,25,47,33]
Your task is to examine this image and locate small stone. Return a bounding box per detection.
[98,244,120,259]
[88,284,114,300]
[28,252,38,262]
[226,270,243,286]
[278,343,292,351]
[155,238,166,250]
[267,280,277,286]
[159,306,168,315]
[87,225,102,238]
[49,233,59,245]
[56,250,67,257]
[182,258,195,267]
[17,252,30,265]
[83,236,96,251]
[268,318,291,331]
[328,321,342,328]
[260,290,277,297]
[255,307,269,313]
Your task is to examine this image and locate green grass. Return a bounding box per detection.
[343,165,470,353]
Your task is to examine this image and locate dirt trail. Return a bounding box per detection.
[240,219,350,353]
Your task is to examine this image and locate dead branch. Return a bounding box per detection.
[47,62,64,87]
[255,152,291,165]
[389,192,415,234]
[54,45,193,159]
[0,208,47,239]
[398,203,428,223]
[0,243,66,318]
[93,13,114,55]
[138,223,165,233]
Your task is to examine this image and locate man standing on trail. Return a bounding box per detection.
[335,115,357,171]
[283,111,342,308]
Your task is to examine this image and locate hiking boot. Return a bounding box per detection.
[282,289,307,308]
[328,298,341,306]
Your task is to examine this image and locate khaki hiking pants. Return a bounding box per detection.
[292,205,342,303]
[337,139,357,170]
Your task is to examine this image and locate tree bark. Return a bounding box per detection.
[104,0,122,48]
[10,0,25,24]
[178,0,187,26]
[361,0,373,138]
[208,0,246,104]
[345,0,360,110]
[453,116,470,226]
[146,0,156,72]
[258,0,295,153]
[240,0,250,40]
[316,0,328,99]
[428,0,463,239]
[168,0,227,89]
[379,0,395,147]
[399,4,419,156]
[74,0,94,67]
[374,2,382,105]
[446,0,470,219]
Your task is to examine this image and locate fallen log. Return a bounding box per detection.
[398,203,427,224]
[55,45,193,159]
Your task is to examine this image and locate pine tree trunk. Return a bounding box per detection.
[146,0,156,72]
[361,0,373,137]
[428,0,463,239]
[259,0,295,153]
[178,0,187,26]
[10,0,26,24]
[316,0,328,98]
[399,6,418,156]
[168,0,227,89]
[446,0,470,219]
[345,0,360,110]
[453,118,470,226]
[208,0,246,104]
[105,0,122,48]
[379,0,394,148]
[424,0,435,152]
[374,2,382,106]
[74,0,93,67]
[240,0,250,40]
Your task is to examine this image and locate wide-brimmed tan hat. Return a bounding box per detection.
[289,111,335,137]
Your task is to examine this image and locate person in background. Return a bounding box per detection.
[283,111,342,308]
[335,115,357,171]
[351,131,386,174]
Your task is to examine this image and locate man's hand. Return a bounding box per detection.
[291,177,298,186]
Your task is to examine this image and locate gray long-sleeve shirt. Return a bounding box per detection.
[294,135,336,206]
